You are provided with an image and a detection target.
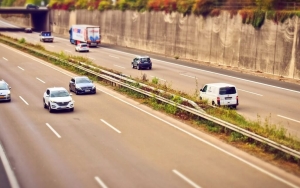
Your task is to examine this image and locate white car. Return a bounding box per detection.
[0,80,11,102]
[43,87,74,113]
[75,43,89,52]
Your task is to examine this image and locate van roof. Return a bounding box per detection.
[206,83,236,87]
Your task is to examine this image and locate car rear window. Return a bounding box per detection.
[140,58,150,62]
[81,44,87,47]
[219,87,236,95]
[42,32,51,36]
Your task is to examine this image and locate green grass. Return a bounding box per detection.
[1,33,300,164]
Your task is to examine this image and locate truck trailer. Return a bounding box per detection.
[69,25,101,47]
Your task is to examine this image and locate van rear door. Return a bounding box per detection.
[218,86,238,106]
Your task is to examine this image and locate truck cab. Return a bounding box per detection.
[39,31,54,42]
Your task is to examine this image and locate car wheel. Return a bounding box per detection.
[70,108,74,112]
[69,86,72,92]
[43,98,47,108]
[75,89,78,95]
[48,103,53,113]
[149,66,152,70]
[132,64,135,69]
[137,65,140,70]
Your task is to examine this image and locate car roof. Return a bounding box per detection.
[205,83,236,87]
[47,87,67,91]
[136,56,150,58]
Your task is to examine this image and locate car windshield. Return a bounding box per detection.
[50,90,69,97]
[219,87,236,95]
[0,83,8,90]
[76,78,90,83]
[42,32,51,36]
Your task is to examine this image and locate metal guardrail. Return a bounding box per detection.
[1,35,300,159]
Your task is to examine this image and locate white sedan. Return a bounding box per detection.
[75,43,89,52]
[43,87,74,113]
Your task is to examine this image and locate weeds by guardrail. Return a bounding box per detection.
[1,33,300,165]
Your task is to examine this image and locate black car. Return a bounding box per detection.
[131,56,152,70]
[25,4,39,9]
[69,76,96,95]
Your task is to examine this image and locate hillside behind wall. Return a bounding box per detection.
[49,9,299,80]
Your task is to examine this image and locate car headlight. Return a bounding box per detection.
[50,100,57,103]
[76,87,82,90]
[92,86,96,89]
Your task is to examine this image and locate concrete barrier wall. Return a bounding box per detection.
[3,9,300,79]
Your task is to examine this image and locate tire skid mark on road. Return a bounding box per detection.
[100,119,121,133]
[278,115,300,124]
[46,123,61,138]
[173,169,201,188]
[19,96,29,105]
[95,176,108,188]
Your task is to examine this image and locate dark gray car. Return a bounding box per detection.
[69,76,96,95]
[131,56,152,70]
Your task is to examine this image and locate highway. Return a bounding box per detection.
[1,39,300,187]
[0,27,300,136]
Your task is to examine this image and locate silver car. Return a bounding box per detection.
[0,80,11,102]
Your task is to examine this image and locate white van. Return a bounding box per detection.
[200,83,238,108]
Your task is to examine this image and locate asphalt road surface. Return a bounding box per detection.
[1,27,300,136]
[1,41,300,187]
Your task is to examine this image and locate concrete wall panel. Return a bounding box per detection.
[5,9,298,79]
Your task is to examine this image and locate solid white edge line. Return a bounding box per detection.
[113,65,125,69]
[0,20,18,28]
[180,74,197,79]
[238,89,263,96]
[3,57,8,61]
[36,77,45,83]
[17,66,24,71]
[150,75,166,81]
[173,169,201,188]
[88,57,96,60]
[95,176,108,188]
[45,123,61,138]
[278,115,300,124]
[19,96,29,105]
[100,119,121,133]
[98,89,299,188]
[0,143,20,188]
[1,40,298,188]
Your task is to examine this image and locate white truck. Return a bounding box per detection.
[39,31,54,42]
[69,25,101,47]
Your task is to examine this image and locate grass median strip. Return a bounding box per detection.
[1,33,300,173]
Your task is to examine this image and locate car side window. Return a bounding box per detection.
[202,85,207,92]
[46,90,50,95]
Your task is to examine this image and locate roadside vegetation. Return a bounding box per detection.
[1,33,300,173]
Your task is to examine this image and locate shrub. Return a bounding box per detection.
[192,0,215,16]
[18,38,26,44]
[98,0,112,11]
[176,0,194,15]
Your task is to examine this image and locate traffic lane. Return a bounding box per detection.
[0,48,188,187]
[0,144,11,188]
[1,45,298,187]
[2,34,300,136]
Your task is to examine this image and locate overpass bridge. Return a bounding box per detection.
[0,7,49,31]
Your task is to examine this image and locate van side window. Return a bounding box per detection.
[202,85,207,92]
[219,87,236,95]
